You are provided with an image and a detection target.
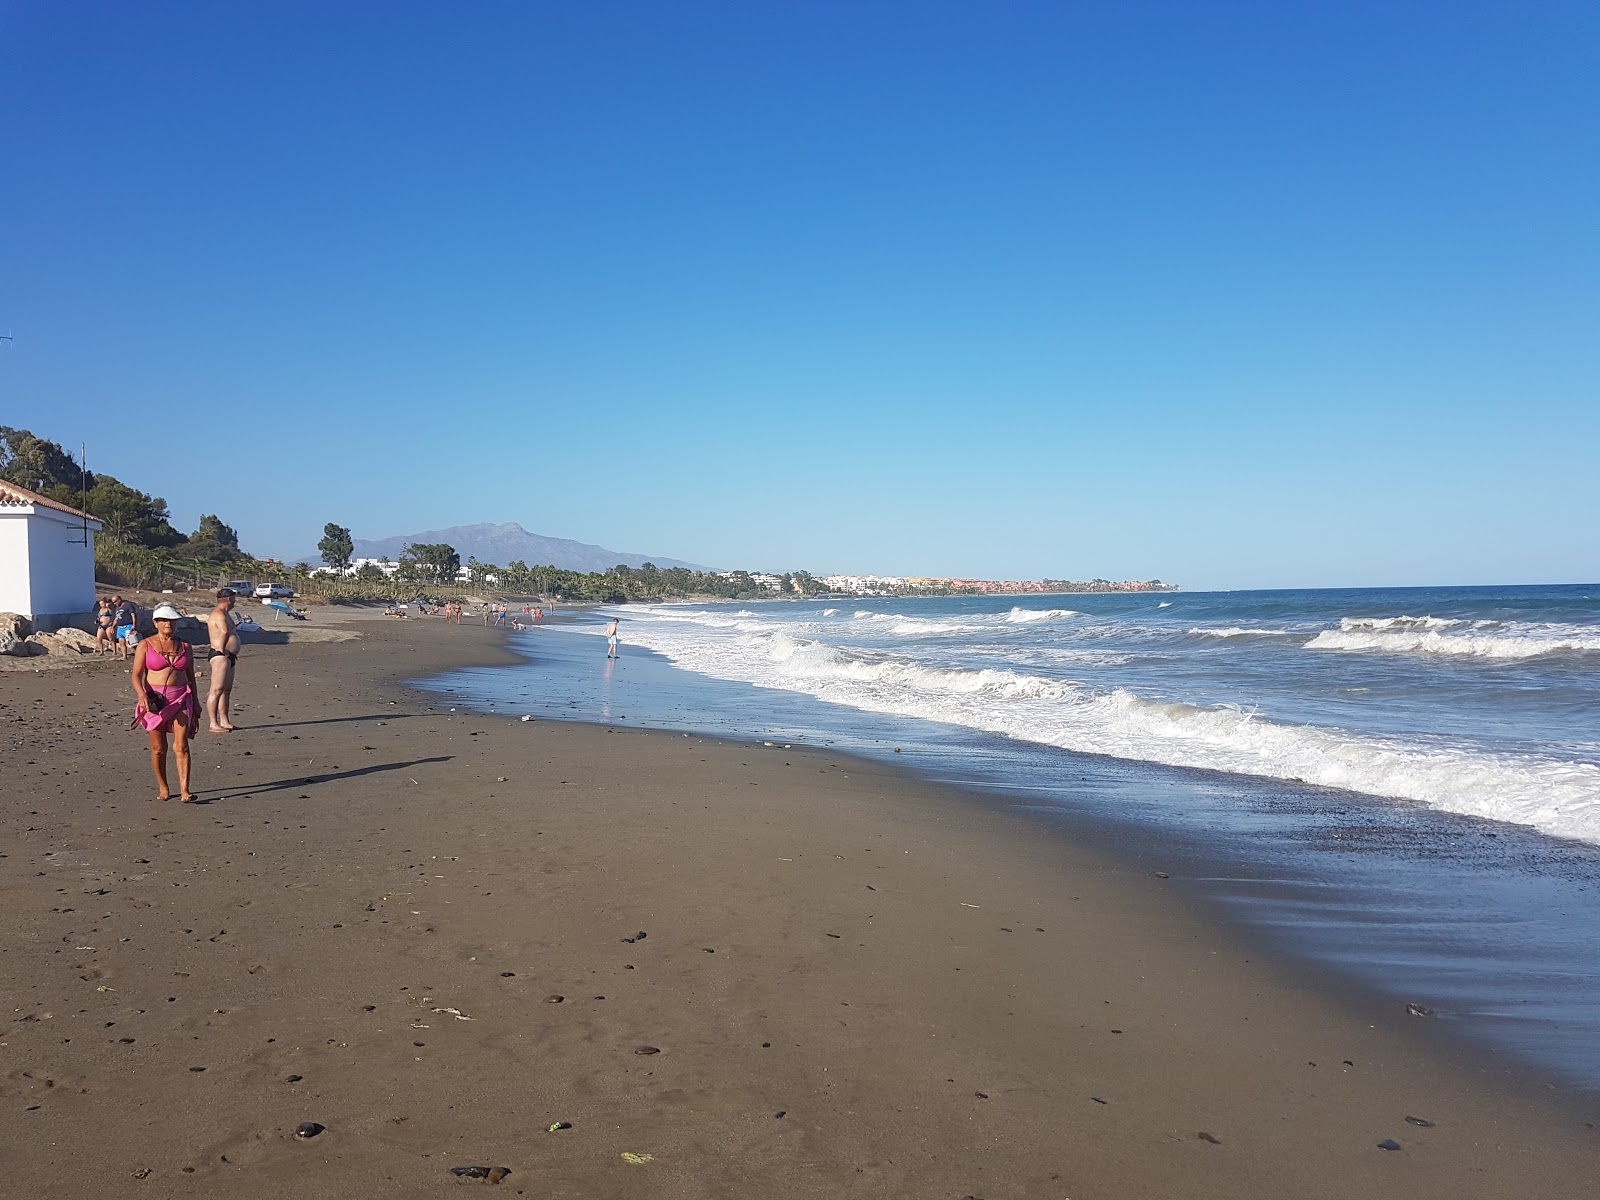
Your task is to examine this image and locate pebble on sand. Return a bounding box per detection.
[1377,1139,1402,1151]
[294,1123,325,1139]
[634,1045,661,1055]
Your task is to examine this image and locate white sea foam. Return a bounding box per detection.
[1307,619,1600,660]
[608,608,1600,845]
[821,608,839,616]
[1158,601,1172,607]
[1003,607,1081,623]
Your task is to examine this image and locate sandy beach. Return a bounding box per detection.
[1,612,1594,1199]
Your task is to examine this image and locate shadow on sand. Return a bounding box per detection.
[206,756,454,801]
[246,713,432,731]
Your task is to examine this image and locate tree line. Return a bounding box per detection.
[1,426,249,590]
[3,427,826,602]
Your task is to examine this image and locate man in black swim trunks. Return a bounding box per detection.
[205,588,242,732]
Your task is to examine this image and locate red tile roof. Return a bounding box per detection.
[0,479,99,522]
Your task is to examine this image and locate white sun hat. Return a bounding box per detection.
[152,603,183,620]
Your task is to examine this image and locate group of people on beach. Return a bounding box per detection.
[126,588,243,803]
[93,594,139,659]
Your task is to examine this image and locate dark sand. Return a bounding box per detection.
[1,615,1594,1198]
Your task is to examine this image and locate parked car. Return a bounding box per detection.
[255,583,295,599]
[222,580,254,598]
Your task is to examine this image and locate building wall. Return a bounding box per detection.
[22,508,99,630]
[0,513,32,616]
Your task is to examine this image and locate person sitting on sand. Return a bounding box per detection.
[94,599,116,655]
[205,588,242,732]
[131,603,200,802]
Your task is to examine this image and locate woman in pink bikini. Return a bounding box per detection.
[131,603,201,802]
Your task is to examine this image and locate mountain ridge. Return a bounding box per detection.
[291,522,708,574]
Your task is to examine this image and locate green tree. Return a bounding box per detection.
[398,542,460,584]
[80,477,185,547]
[0,426,89,493]
[1,426,185,548]
[185,514,243,562]
[318,523,354,570]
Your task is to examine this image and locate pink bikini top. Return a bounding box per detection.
[145,640,191,672]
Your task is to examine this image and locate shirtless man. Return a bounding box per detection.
[205,588,242,732]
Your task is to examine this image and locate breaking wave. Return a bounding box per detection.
[608,613,1600,844]
[1307,618,1600,660]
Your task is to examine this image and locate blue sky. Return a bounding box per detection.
[3,1,1595,589]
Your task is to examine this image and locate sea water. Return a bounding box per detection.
[424,584,1600,1092]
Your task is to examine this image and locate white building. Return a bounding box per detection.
[822,574,907,596]
[0,481,103,631]
[312,557,402,578]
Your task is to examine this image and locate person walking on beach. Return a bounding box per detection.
[112,595,138,660]
[205,588,242,732]
[605,617,620,658]
[131,603,200,802]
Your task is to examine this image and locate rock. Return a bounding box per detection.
[26,632,84,657]
[52,626,99,652]
[1404,1002,1435,1018]
[1198,1131,1223,1144]
[633,1045,660,1055]
[1404,1115,1435,1127]
[1377,1138,1402,1151]
[294,1122,325,1139]
[0,613,32,640]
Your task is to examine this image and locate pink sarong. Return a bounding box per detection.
[137,682,199,734]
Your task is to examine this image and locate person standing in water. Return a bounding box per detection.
[205,588,242,732]
[605,617,620,659]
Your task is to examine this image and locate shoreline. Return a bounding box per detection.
[425,618,1600,1102]
[2,614,1595,1198]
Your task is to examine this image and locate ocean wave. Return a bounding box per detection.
[821,608,839,616]
[1307,621,1600,660]
[1337,615,1465,632]
[1187,626,1296,639]
[765,633,1080,700]
[1003,607,1081,623]
[612,616,1600,844]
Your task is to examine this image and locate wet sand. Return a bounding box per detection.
[1,613,1594,1198]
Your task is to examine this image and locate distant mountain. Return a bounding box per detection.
[290,522,707,574]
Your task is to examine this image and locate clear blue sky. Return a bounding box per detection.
[3,1,1595,589]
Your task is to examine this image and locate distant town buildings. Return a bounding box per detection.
[715,571,787,592]
[819,575,1175,596]
[822,574,907,596]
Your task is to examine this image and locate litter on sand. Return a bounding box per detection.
[621,1153,655,1164]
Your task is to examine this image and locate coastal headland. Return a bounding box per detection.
[1,613,1594,1199]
